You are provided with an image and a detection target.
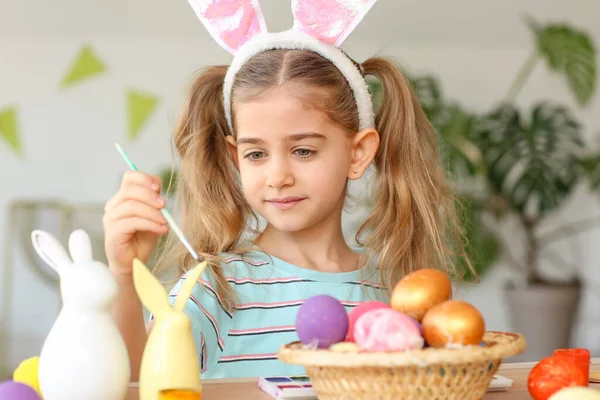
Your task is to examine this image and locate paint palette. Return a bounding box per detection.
[258,374,513,398]
[258,376,317,399]
[488,374,513,391]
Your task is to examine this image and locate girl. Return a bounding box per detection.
[103,1,471,380]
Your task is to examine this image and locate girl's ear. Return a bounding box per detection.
[348,128,380,179]
[226,135,239,170]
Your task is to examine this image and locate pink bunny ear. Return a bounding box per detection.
[187,0,268,55]
[291,0,378,47]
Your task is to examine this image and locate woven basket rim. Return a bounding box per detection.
[278,331,525,367]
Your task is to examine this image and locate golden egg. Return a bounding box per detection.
[421,300,485,348]
[390,268,452,321]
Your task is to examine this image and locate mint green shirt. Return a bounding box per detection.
[166,250,387,378]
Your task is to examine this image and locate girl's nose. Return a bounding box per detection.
[266,157,295,189]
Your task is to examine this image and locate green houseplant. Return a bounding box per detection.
[472,16,598,360]
[370,15,599,360]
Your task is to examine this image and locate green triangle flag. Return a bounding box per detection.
[127,89,159,141]
[61,45,106,88]
[0,106,22,154]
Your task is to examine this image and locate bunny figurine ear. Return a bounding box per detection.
[68,229,94,264]
[133,259,171,318]
[31,230,73,273]
[291,0,378,47]
[186,0,268,55]
[173,261,208,311]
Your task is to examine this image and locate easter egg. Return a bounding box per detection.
[159,389,202,400]
[354,308,424,352]
[528,355,587,400]
[347,301,391,342]
[421,300,484,347]
[295,295,348,348]
[549,387,600,400]
[13,357,41,396]
[0,381,41,400]
[548,386,600,400]
[390,268,452,321]
[330,342,360,353]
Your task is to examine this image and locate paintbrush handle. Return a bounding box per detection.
[160,208,200,261]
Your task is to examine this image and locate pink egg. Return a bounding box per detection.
[0,381,41,400]
[347,301,391,342]
[354,308,424,352]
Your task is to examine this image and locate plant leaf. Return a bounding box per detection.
[581,153,600,190]
[366,76,383,115]
[456,197,499,281]
[411,75,444,120]
[472,102,585,218]
[159,167,178,197]
[530,20,597,106]
[409,76,485,177]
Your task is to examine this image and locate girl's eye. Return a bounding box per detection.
[294,149,315,158]
[245,151,266,161]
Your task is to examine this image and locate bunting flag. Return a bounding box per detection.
[61,45,107,88]
[127,89,159,141]
[0,106,22,154]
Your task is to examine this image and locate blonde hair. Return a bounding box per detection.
[155,50,474,312]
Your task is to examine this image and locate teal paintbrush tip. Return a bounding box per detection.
[114,143,138,171]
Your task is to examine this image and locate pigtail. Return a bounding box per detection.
[154,66,257,312]
[360,57,473,291]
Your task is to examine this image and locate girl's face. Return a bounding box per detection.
[229,86,357,234]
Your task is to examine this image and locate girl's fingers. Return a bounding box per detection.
[121,171,162,193]
[106,185,165,211]
[108,217,169,237]
[109,200,167,226]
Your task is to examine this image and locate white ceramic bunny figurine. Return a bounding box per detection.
[31,229,130,400]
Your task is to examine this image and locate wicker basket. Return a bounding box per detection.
[278,331,526,400]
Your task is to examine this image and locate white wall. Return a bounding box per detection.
[1,0,600,375]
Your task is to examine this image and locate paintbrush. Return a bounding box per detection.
[114,143,201,262]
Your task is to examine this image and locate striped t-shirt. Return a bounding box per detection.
[166,250,388,379]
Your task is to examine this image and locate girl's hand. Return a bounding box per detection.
[103,171,169,280]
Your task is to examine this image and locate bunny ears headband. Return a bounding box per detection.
[186,0,379,133]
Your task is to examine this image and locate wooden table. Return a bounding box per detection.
[126,359,600,399]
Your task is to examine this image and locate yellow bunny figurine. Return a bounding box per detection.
[133,258,207,400]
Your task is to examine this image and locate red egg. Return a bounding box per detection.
[421,300,485,348]
[390,268,452,321]
[528,355,587,400]
[347,301,391,342]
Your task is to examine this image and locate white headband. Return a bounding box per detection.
[222,30,375,134]
[186,0,379,133]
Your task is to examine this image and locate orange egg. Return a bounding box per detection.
[390,268,452,321]
[159,389,202,400]
[421,300,485,348]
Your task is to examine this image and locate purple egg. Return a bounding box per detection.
[295,295,348,349]
[0,381,41,400]
[407,315,428,347]
[408,316,422,334]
